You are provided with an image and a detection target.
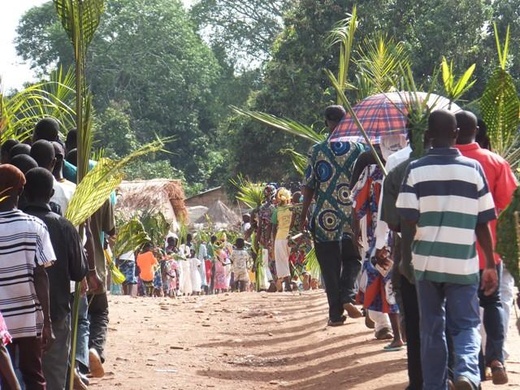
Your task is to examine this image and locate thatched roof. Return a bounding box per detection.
[116,179,187,228]
[195,200,240,227]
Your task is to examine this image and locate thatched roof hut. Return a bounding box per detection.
[116,179,187,229]
[195,200,240,229]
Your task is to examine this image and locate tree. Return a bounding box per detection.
[16,0,224,187]
[189,0,291,68]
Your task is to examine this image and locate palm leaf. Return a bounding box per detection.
[327,6,358,100]
[65,137,168,226]
[54,0,105,50]
[231,106,324,144]
[356,33,409,98]
[229,175,264,209]
[441,56,476,101]
[113,217,150,258]
[281,148,308,176]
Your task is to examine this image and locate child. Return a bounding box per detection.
[0,311,21,390]
[136,243,158,297]
[189,249,202,295]
[230,238,251,292]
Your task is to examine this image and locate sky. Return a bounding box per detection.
[0,0,194,92]
[0,0,48,92]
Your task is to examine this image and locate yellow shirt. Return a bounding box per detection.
[272,206,292,240]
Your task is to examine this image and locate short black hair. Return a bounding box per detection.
[10,154,38,174]
[9,143,31,159]
[427,110,457,139]
[1,139,20,163]
[235,237,245,249]
[324,105,346,123]
[66,148,78,166]
[65,128,77,151]
[455,110,478,139]
[24,167,54,202]
[33,118,60,141]
[30,140,55,169]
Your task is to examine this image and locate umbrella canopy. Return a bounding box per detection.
[330,92,461,143]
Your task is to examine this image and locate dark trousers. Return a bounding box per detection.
[88,292,109,362]
[5,336,45,390]
[400,275,423,390]
[43,314,70,390]
[314,236,361,322]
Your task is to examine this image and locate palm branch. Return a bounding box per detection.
[229,174,265,209]
[231,106,325,144]
[441,56,476,103]
[113,217,150,258]
[480,24,520,165]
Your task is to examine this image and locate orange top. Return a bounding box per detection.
[136,251,158,282]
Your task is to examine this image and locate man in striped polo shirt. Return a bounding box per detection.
[396,110,498,390]
[0,164,56,389]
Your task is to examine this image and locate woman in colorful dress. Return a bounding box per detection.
[271,187,293,292]
[352,163,404,350]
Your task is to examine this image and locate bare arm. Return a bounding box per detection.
[34,265,54,351]
[475,222,498,296]
[300,186,314,231]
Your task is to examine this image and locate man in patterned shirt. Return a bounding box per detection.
[301,105,365,326]
[0,164,56,389]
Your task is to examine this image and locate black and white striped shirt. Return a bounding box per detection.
[0,209,55,339]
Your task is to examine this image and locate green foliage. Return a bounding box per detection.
[496,187,520,287]
[139,210,171,248]
[229,175,264,209]
[480,24,520,164]
[189,0,291,67]
[0,69,76,142]
[113,217,150,258]
[441,57,476,102]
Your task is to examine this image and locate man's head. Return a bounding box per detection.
[0,164,26,208]
[52,141,65,177]
[10,154,38,175]
[30,140,56,171]
[65,128,77,152]
[426,110,458,147]
[455,111,478,145]
[33,117,60,142]
[66,148,78,167]
[324,105,346,132]
[24,167,55,203]
[9,143,31,160]
[235,237,245,249]
[1,139,20,164]
[242,213,251,223]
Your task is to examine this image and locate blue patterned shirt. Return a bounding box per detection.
[303,140,365,242]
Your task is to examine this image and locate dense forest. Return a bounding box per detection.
[12,0,520,195]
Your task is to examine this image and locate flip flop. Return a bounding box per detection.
[383,343,404,352]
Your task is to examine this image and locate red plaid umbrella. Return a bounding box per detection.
[330,91,461,143]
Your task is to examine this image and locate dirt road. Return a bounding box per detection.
[89,291,520,389]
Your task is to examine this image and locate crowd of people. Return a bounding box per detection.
[0,103,519,390]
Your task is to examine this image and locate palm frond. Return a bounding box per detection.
[281,148,308,176]
[113,217,150,258]
[327,6,358,101]
[65,137,168,226]
[229,175,264,209]
[356,33,409,98]
[54,0,105,50]
[441,57,476,102]
[232,106,324,144]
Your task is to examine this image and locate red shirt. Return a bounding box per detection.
[455,142,518,268]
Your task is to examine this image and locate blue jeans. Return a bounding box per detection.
[74,294,90,373]
[478,263,505,365]
[416,280,481,390]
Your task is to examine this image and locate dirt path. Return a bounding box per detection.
[89,291,520,390]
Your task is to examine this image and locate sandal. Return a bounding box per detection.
[490,361,508,385]
[383,342,404,351]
